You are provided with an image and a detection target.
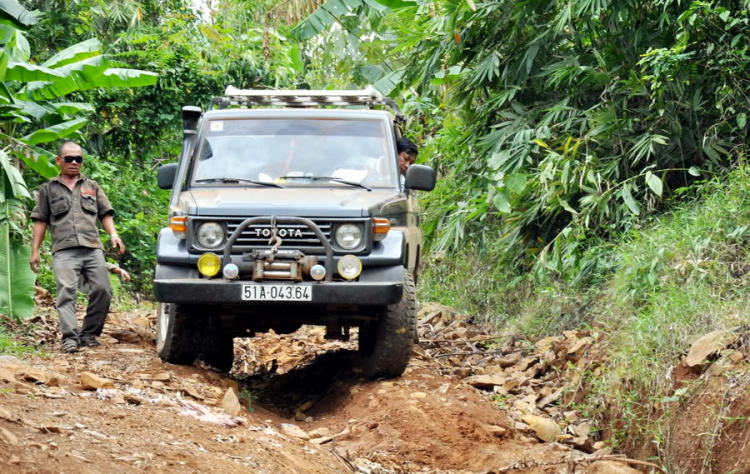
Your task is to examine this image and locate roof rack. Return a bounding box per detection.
[208,86,403,119]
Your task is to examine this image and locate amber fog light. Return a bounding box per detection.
[337,255,362,280]
[197,252,221,277]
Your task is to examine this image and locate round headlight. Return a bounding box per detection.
[197,252,221,277]
[334,224,363,250]
[197,222,225,249]
[337,255,362,280]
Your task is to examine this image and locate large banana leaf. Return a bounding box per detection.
[21,117,87,145]
[0,149,29,199]
[373,68,404,95]
[6,61,66,82]
[367,0,415,8]
[18,100,54,120]
[17,146,58,179]
[0,49,7,81]
[0,201,35,320]
[81,68,158,89]
[42,38,101,69]
[0,0,38,31]
[23,55,109,100]
[292,0,364,40]
[50,102,96,115]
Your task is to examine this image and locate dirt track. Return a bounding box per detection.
[0,304,644,474]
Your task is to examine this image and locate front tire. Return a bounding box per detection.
[198,317,234,372]
[358,269,417,378]
[156,303,200,365]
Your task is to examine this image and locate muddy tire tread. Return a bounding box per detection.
[359,269,417,378]
[157,303,200,365]
[198,319,234,372]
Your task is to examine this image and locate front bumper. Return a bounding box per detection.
[154,264,404,305]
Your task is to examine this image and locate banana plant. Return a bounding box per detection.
[0,0,158,319]
[0,148,33,318]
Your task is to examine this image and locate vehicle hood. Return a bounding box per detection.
[182,187,403,218]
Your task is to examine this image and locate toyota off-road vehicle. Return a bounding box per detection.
[154,86,436,378]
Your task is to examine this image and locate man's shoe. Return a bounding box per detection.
[80,336,101,347]
[61,339,79,353]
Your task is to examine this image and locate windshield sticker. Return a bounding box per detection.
[210,121,224,132]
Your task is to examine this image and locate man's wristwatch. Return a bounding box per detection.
[110,233,119,239]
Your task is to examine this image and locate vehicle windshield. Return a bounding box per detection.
[192,118,397,188]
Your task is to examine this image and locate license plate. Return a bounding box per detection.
[241,284,312,301]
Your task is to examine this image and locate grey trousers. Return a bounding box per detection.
[52,247,112,341]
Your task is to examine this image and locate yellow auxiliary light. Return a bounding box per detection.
[337,255,362,280]
[197,252,221,277]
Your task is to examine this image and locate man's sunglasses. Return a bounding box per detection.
[63,155,83,164]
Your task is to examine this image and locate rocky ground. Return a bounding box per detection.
[1,297,744,473]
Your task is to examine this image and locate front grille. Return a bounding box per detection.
[190,217,370,255]
[226,219,332,251]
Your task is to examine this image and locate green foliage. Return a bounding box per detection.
[0,325,37,356]
[0,0,38,31]
[297,0,750,284]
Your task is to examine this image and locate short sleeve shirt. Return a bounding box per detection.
[30,176,114,254]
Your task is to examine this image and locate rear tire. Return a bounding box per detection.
[156,303,200,365]
[198,318,234,372]
[358,269,417,378]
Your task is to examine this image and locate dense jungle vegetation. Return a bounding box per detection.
[0,0,748,459]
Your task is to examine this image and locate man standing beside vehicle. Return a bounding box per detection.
[29,141,126,353]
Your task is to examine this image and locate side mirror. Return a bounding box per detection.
[157,163,178,190]
[404,164,436,191]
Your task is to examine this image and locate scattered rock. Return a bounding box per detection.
[83,430,109,440]
[67,452,93,463]
[488,425,507,437]
[729,351,745,365]
[22,368,50,384]
[8,455,20,465]
[309,428,331,439]
[685,330,739,372]
[297,400,314,412]
[148,372,171,382]
[566,337,593,363]
[310,436,334,445]
[182,384,204,400]
[79,372,115,390]
[0,427,19,445]
[0,406,12,421]
[0,368,14,383]
[222,388,242,416]
[522,414,563,443]
[106,330,140,343]
[39,424,63,434]
[465,374,507,390]
[123,393,148,405]
[537,388,564,408]
[280,423,310,440]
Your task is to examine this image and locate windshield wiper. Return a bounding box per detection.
[195,177,284,188]
[280,176,372,192]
